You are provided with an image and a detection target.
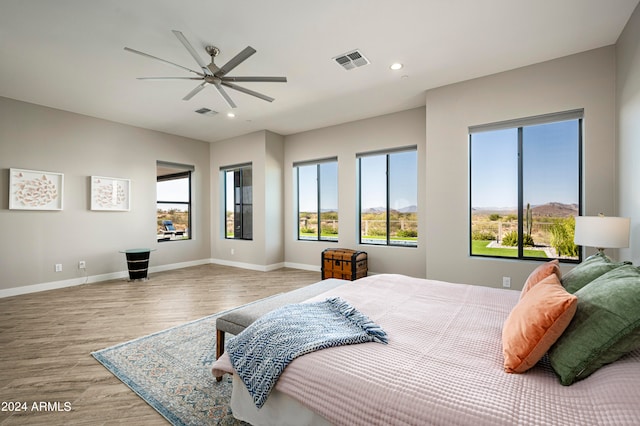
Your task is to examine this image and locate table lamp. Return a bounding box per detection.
[574,214,630,256]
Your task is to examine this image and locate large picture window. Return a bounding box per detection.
[295,158,338,241]
[469,110,582,261]
[223,163,252,240]
[157,161,193,242]
[358,147,418,247]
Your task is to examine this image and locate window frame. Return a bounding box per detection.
[294,157,339,242]
[357,146,418,248]
[156,162,193,243]
[222,163,253,240]
[468,110,583,263]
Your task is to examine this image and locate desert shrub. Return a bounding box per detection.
[396,229,418,238]
[523,234,534,247]
[367,227,387,237]
[300,226,315,234]
[550,216,579,257]
[502,231,518,246]
[321,212,338,221]
[321,225,338,235]
[489,214,502,221]
[472,230,495,241]
[502,231,534,247]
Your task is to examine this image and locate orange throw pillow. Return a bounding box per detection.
[520,259,561,299]
[503,274,577,373]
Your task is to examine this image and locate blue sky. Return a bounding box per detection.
[298,162,338,212]
[298,152,418,213]
[360,151,417,210]
[161,121,575,215]
[471,119,579,209]
[157,178,189,211]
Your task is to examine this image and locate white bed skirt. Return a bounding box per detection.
[230,374,332,426]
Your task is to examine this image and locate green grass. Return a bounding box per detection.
[300,232,339,239]
[363,235,417,240]
[472,240,547,258]
[299,233,418,243]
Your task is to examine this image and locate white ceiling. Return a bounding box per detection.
[0,0,638,144]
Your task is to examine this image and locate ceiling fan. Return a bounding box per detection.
[124,30,287,108]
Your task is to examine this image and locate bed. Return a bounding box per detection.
[212,270,640,425]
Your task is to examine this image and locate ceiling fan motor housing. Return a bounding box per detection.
[205,46,220,57]
[125,31,287,107]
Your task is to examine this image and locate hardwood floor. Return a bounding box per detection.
[0,264,321,425]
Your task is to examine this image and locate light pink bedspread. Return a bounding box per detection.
[213,274,640,425]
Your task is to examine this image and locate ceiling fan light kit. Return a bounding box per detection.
[124,30,287,108]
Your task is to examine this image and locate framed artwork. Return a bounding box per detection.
[9,168,64,210]
[91,176,131,211]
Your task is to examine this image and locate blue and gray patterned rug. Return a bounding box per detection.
[92,314,246,425]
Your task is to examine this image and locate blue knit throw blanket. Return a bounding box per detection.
[227,297,388,408]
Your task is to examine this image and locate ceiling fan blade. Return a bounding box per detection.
[221,81,274,103]
[217,46,256,76]
[172,30,214,76]
[124,47,203,76]
[213,82,237,108]
[222,76,287,83]
[182,82,208,101]
[137,77,204,80]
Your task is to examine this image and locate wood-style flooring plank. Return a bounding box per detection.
[0,264,320,425]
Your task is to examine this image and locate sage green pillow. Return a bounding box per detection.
[561,252,631,293]
[549,264,640,385]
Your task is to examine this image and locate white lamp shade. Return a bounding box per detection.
[574,216,631,249]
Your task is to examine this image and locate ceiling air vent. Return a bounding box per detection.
[195,107,217,116]
[333,49,370,71]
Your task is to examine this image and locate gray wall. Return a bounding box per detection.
[3,24,637,295]
[210,130,285,270]
[0,97,211,295]
[283,108,427,277]
[617,2,640,265]
[424,46,618,289]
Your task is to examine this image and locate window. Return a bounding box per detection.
[358,147,418,247]
[469,110,582,261]
[157,161,193,242]
[295,158,338,241]
[223,163,252,240]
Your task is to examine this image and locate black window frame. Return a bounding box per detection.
[223,163,253,240]
[156,168,192,243]
[468,110,583,263]
[357,146,418,248]
[295,157,339,242]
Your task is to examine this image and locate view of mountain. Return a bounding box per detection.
[363,205,417,214]
[472,202,578,217]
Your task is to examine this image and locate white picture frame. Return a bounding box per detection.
[91,176,131,211]
[9,168,64,210]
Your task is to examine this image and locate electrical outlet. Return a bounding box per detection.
[55,264,63,272]
[79,261,86,269]
[502,276,511,288]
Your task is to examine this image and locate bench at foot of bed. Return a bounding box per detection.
[215,278,348,381]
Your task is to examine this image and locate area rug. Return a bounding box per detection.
[92,313,246,425]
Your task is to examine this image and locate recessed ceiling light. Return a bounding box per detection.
[390,63,403,70]
[227,112,236,118]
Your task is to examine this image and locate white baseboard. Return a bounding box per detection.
[209,258,287,272]
[0,272,124,298]
[148,258,211,274]
[1,258,317,298]
[0,258,211,299]
[284,262,320,272]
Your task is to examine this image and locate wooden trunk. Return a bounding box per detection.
[321,248,368,280]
